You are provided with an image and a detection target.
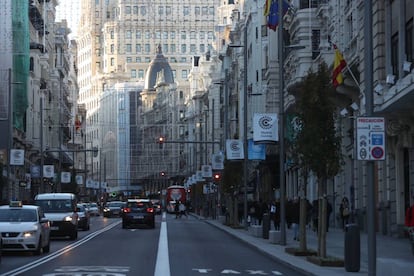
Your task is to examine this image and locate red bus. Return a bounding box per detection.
[166,185,186,213]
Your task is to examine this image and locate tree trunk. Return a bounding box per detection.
[317,177,328,258]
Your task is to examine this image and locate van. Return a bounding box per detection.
[34,193,78,240]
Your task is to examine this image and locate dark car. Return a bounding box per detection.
[121,199,155,229]
[76,204,90,231]
[103,201,125,218]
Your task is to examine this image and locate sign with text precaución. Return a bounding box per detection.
[356,117,386,161]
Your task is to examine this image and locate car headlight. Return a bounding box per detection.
[23,231,36,238]
[103,208,109,212]
[64,216,73,221]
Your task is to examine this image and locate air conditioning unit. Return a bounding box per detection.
[403,61,412,72]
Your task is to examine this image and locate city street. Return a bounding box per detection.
[0,213,306,276]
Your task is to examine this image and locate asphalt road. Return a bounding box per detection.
[0,213,306,276]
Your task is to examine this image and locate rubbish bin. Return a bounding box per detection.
[344,223,360,272]
[262,213,270,239]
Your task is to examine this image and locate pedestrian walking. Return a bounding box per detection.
[179,201,187,218]
[311,199,318,232]
[174,200,180,218]
[326,199,332,232]
[291,197,300,241]
[339,196,350,230]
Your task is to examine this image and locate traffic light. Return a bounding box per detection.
[213,172,221,182]
[160,171,166,177]
[158,136,165,149]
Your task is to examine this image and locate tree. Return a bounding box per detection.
[294,62,342,258]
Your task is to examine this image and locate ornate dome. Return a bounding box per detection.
[144,45,174,90]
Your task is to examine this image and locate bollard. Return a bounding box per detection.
[262,213,270,239]
[344,223,360,272]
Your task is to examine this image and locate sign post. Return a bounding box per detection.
[356,117,385,161]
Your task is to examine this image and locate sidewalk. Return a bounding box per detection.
[193,214,414,276]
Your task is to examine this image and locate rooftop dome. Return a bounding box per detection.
[144,45,174,90]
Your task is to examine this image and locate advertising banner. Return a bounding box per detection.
[253,113,278,143]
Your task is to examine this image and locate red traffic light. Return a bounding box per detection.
[213,173,221,182]
[158,136,165,143]
[160,171,166,176]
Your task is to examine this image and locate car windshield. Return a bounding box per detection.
[0,209,37,222]
[35,199,73,212]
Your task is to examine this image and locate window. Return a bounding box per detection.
[200,44,205,53]
[208,31,214,39]
[158,6,164,15]
[407,19,413,63]
[136,44,141,52]
[180,57,187,62]
[110,44,114,53]
[181,70,188,79]
[172,70,176,78]
[138,69,144,79]
[110,58,115,66]
[140,6,146,16]
[166,6,172,15]
[131,69,136,78]
[126,57,132,63]
[145,44,151,53]
[96,49,101,56]
[126,44,132,53]
[181,44,187,53]
[136,57,141,62]
[29,57,34,71]
[145,31,151,39]
[200,31,205,39]
[391,33,399,76]
[163,44,168,53]
[170,44,176,53]
[195,7,200,15]
[170,31,176,39]
[95,11,99,18]
[155,30,161,39]
[126,30,132,39]
[179,91,183,99]
[190,44,196,53]
[110,30,114,39]
[163,31,168,39]
[133,6,138,14]
[136,31,141,39]
[183,6,190,16]
[181,31,186,39]
[125,6,131,15]
[145,57,151,62]
[190,31,196,39]
[209,7,215,15]
[202,7,208,15]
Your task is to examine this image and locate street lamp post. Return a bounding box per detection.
[242,22,248,229]
[278,0,286,245]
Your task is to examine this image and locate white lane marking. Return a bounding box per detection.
[154,212,170,276]
[0,221,121,276]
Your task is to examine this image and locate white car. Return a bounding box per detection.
[86,202,100,216]
[0,201,51,255]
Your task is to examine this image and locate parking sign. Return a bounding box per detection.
[356,117,386,160]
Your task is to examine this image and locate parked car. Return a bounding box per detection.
[0,201,50,255]
[76,204,90,231]
[122,199,155,229]
[103,201,125,217]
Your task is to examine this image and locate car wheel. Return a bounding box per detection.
[34,237,42,255]
[43,239,50,253]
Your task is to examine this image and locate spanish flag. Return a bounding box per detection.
[264,0,272,16]
[332,44,347,87]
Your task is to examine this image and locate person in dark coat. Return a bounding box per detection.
[291,197,300,240]
[311,199,319,232]
[339,196,350,230]
[326,199,333,232]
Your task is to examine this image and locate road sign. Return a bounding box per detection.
[356,117,386,160]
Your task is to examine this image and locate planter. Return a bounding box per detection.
[306,255,344,267]
[285,247,317,256]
